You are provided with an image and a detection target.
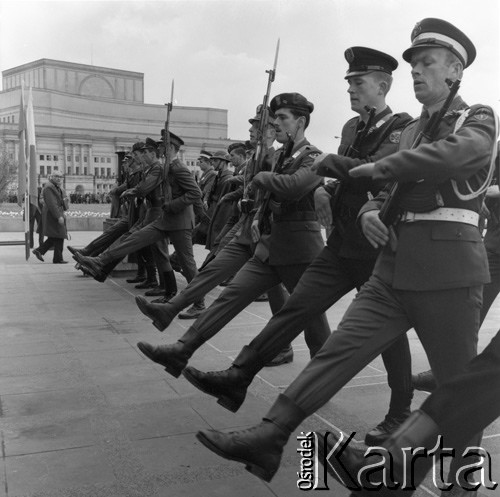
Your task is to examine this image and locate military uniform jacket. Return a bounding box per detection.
[41,181,68,239]
[155,158,202,231]
[359,97,497,290]
[199,168,217,206]
[252,138,325,266]
[318,108,412,259]
[130,162,163,208]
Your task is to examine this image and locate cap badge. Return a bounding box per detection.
[345,48,355,63]
[412,21,422,38]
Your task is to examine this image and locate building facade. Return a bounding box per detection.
[0,59,238,197]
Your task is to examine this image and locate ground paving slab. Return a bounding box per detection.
[0,232,498,497]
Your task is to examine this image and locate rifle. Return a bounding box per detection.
[241,39,279,215]
[163,79,175,201]
[253,38,280,176]
[329,105,377,233]
[379,78,461,228]
[257,132,294,234]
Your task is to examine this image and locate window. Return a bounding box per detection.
[67,167,72,174]
[39,155,45,161]
[47,166,52,174]
[54,155,58,161]
[84,156,88,163]
[100,157,105,163]
[46,154,52,161]
[75,167,80,175]
[75,155,80,162]
[106,157,111,163]
[106,168,111,177]
[53,166,58,171]
[101,168,105,176]
[84,167,88,175]
[67,155,71,162]
[40,165,45,175]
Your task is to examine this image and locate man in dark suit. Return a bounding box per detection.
[33,171,68,264]
[195,19,498,496]
[76,134,201,289]
[136,93,331,381]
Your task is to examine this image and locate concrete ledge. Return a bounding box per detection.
[0,217,105,232]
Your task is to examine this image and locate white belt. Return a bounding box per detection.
[400,208,479,226]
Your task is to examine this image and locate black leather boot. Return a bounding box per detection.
[321,410,440,495]
[136,327,204,377]
[412,370,437,393]
[135,296,176,331]
[196,394,306,482]
[365,407,411,446]
[74,253,108,282]
[135,264,158,289]
[182,346,265,412]
[126,260,146,283]
[151,271,178,302]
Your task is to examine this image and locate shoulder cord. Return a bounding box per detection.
[451,107,499,200]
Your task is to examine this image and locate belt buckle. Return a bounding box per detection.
[402,211,416,223]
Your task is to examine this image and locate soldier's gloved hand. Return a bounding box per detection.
[58,216,65,226]
[314,186,333,229]
[311,153,329,175]
[251,219,261,243]
[349,162,376,178]
[360,210,389,249]
[120,189,135,199]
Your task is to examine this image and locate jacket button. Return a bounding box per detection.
[456,230,462,237]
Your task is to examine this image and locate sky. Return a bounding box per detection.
[1,0,499,150]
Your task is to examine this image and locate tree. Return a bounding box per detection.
[0,139,17,202]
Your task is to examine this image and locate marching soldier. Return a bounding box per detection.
[196,19,498,497]
[181,46,414,445]
[136,93,332,378]
[75,134,201,295]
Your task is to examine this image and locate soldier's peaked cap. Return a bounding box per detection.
[198,150,212,160]
[248,105,276,124]
[160,129,185,148]
[402,18,476,68]
[344,47,398,79]
[270,93,314,114]
[139,137,159,150]
[132,141,145,152]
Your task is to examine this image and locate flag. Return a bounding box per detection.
[26,87,38,210]
[17,88,26,207]
[17,85,38,259]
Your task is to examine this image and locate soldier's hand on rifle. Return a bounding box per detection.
[251,219,261,243]
[349,162,376,178]
[120,189,135,199]
[314,186,333,229]
[360,210,389,249]
[311,153,329,175]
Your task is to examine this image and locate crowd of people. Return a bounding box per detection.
[31,16,500,496]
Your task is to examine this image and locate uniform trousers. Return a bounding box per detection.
[247,245,413,408]
[280,273,481,482]
[421,329,500,449]
[100,220,197,283]
[167,238,287,316]
[84,217,130,256]
[188,255,331,357]
[481,250,500,323]
[98,207,169,276]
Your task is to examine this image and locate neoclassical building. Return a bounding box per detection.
[0,59,238,195]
